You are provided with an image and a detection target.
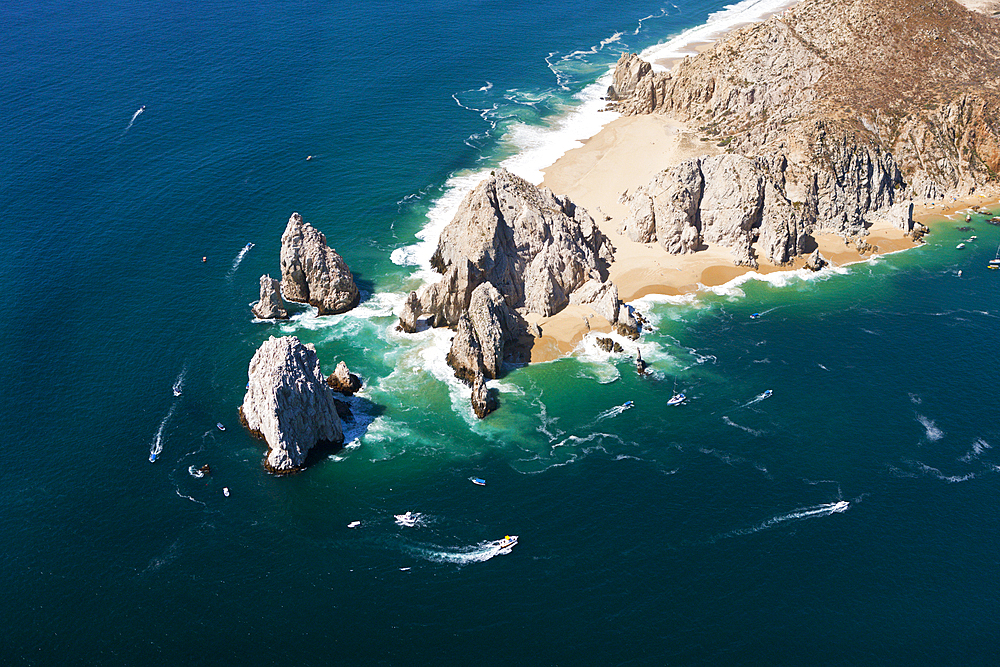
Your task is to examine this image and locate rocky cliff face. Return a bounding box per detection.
[239,335,344,473]
[251,274,289,320]
[446,282,514,384]
[621,154,810,266]
[425,168,614,321]
[610,0,1000,261]
[280,213,360,316]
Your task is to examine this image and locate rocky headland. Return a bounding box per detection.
[605,0,1000,267]
[239,335,345,473]
[521,0,1000,363]
[398,168,634,416]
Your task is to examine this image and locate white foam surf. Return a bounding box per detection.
[911,460,976,483]
[959,438,992,463]
[916,414,944,442]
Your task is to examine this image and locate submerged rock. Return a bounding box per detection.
[596,337,624,354]
[280,212,360,316]
[239,335,344,473]
[251,274,289,320]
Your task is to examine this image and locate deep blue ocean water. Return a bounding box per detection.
[3,0,1000,664]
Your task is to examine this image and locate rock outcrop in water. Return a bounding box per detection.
[280,213,360,315]
[251,274,289,320]
[239,335,344,473]
[327,360,362,396]
[446,282,514,384]
[399,169,622,417]
[610,0,1000,265]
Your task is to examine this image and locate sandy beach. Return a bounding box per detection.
[526,95,1000,363]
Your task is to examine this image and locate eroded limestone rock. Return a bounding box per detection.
[280,213,360,316]
[239,335,344,473]
[252,274,289,320]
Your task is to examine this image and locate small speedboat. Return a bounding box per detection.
[623,400,634,408]
[667,393,685,406]
[348,521,361,528]
[217,422,225,431]
[223,487,230,497]
[149,452,157,463]
[957,243,966,249]
[990,258,1000,270]
[244,242,254,251]
[471,477,486,486]
[497,535,518,549]
[762,389,773,399]
[750,313,761,319]
[830,500,849,512]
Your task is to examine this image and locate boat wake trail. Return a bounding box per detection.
[148,401,177,462]
[226,243,254,281]
[589,401,634,425]
[394,511,426,528]
[172,365,187,396]
[714,501,850,541]
[721,416,765,436]
[738,390,773,409]
[405,538,516,566]
[122,106,145,135]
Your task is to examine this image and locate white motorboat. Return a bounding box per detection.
[497,535,518,549]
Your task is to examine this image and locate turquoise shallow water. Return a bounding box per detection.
[3,0,1000,664]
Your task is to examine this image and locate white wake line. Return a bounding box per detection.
[149,401,177,461]
[404,538,516,565]
[714,500,850,541]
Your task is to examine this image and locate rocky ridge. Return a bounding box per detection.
[608,0,1000,264]
[239,335,344,473]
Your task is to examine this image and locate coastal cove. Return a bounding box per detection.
[3,0,1000,664]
